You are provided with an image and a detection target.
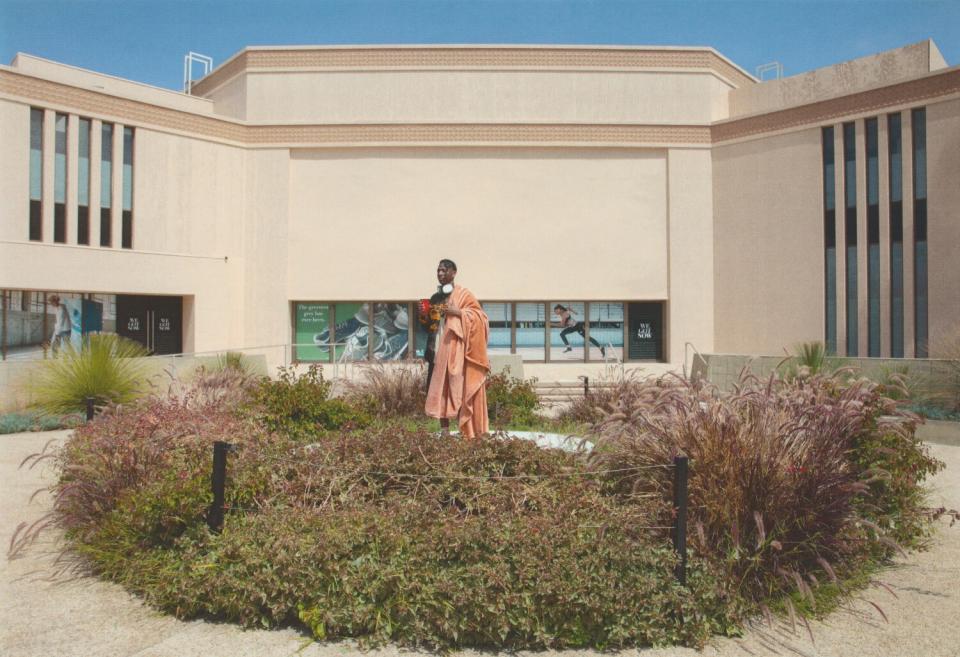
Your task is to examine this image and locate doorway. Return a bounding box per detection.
[116,295,183,355]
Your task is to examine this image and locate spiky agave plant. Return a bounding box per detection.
[27,333,150,414]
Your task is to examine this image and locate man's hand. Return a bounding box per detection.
[444,301,462,317]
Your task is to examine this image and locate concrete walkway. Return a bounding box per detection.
[2,430,959,657]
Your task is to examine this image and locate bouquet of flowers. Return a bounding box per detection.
[418,284,453,334]
[418,297,445,334]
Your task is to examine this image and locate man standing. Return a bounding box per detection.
[48,294,72,355]
[425,259,490,437]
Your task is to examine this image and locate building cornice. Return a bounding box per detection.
[0,69,710,147]
[712,65,960,143]
[189,45,757,96]
[3,64,958,149]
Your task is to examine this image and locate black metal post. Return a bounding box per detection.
[207,441,232,533]
[580,375,589,397]
[85,397,95,422]
[672,455,689,586]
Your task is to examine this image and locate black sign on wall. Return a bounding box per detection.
[117,295,183,355]
[627,302,664,361]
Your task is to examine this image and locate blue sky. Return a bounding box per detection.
[0,0,957,90]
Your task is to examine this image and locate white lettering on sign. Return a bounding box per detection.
[127,317,140,331]
[158,317,171,332]
[636,323,653,339]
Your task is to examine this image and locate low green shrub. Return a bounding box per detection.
[35,397,739,649]
[213,351,255,375]
[778,341,847,380]
[244,365,371,434]
[0,411,82,434]
[17,364,952,650]
[26,333,150,414]
[485,369,540,428]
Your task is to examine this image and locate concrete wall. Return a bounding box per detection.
[0,99,30,243]
[667,148,714,363]
[134,129,246,257]
[286,147,670,301]
[712,128,824,354]
[239,70,730,124]
[926,97,960,356]
[700,352,956,398]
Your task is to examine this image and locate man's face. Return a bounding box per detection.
[437,263,456,285]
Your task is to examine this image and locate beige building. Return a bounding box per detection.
[0,40,957,379]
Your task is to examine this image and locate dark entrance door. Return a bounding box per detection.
[627,302,664,361]
[117,295,183,355]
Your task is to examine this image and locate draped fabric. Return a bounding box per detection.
[424,285,490,437]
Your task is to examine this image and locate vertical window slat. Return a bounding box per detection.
[822,126,837,354]
[843,122,858,356]
[29,109,43,241]
[100,123,113,247]
[888,113,904,357]
[912,108,928,357]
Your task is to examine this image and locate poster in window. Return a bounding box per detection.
[627,302,663,361]
[550,302,586,361]
[332,303,370,361]
[370,303,411,360]
[294,303,331,362]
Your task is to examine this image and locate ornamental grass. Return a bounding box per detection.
[10,365,952,649]
[580,370,946,623]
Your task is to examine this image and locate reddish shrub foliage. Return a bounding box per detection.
[583,371,946,608]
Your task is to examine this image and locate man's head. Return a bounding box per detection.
[437,259,457,285]
[49,294,61,306]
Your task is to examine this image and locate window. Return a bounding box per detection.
[515,303,546,361]
[293,300,663,364]
[912,108,928,357]
[551,302,586,361]
[78,118,91,245]
[888,113,904,357]
[100,123,113,247]
[822,126,837,354]
[29,109,43,241]
[843,122,858,356]
[122,127,134,248]
[1,290,116,361]
[865,118,880,357]
[53,114,68,243]
[483,302,512,357]
[588,302,625,360]
[294,303,332,363]
[369,303,411,360]
[627,302,664,361]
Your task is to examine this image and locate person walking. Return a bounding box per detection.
[48,295,72,355]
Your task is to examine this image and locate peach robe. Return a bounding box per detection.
[424,285,490,437]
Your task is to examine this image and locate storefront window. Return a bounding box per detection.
[370,303,411,360]
[293,302,332,362]
[291,299,664,364]
[483,302,512,356]
[332,303,369,361]
[589,302,624,361]
[626,302,664,361]
[515,303,546,361]
[550,302,586,361]
[1,290,114,361]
